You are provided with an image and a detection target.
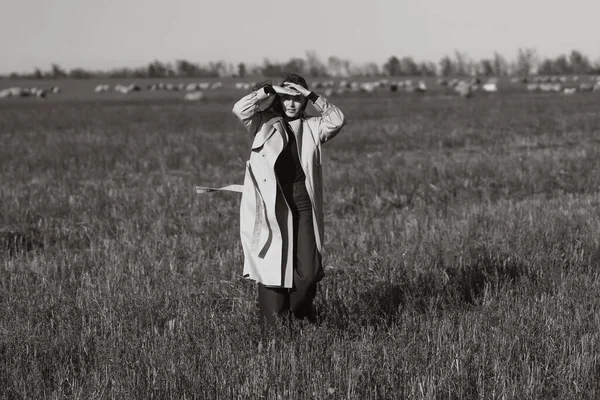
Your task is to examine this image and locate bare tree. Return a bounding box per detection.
[383,56,402,76]
[418,61,437,76]
[364,62,380,76]
[262,58,285,77]
[479,59,494,76]
[400,56,419,76]
[147,60,167,78]
[592,58,600,74]
[439,55,455,77]
[305,50,327,77]
[454,51,470,76]
[176,59,199,77]
[327,56,342,77]
[284,58,306,74]
[51,64,67,78]
[493,52,509,76]
[569,50,591,74]
[351,62,380,76]
[554,55,570,74]
[68,68,93,79]
[327,56,350,77]
[212,61,234,77]
[237,63,246,78]
[515,47,538,76]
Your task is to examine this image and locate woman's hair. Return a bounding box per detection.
[280,73,309,90]
[252,73,310,116]
[252,80,272,92]
[281,73,310,115]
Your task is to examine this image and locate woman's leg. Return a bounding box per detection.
[256,183,293,326]
[257,284,289,325]
[288,209,324,321]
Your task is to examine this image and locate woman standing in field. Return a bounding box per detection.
[232,74,346,325]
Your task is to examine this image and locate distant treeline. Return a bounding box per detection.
[3,48,600,80]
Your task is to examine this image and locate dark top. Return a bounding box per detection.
[275,124,305,185]
[263,84,319,213]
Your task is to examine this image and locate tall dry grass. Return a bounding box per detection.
[1,92,600,399]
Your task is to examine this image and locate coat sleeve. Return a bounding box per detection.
[232,88,276,136]
[311,95,347,143]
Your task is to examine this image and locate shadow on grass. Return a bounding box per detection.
[0,224,95,260]
[0,227,44,257]
[321,246,532,329]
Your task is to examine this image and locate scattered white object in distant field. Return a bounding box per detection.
[184,91,204,101]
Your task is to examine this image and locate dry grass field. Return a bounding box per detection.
[1,83,600,399]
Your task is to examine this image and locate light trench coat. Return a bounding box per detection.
[232,88,346,288]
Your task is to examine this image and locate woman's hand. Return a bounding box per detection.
[282,82,311,97]
[272,85,302,96]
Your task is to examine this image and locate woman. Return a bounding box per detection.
[232,74,346,325]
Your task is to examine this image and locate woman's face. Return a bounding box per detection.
[279,94,306,119]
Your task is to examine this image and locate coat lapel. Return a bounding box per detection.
[273,119,289,150]
[253,117,288,152]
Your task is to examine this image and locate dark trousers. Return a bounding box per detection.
[258,181,323,325]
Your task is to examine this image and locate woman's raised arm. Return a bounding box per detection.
[311,95,346,143]
[232,87,275,136]
[232,85,302,135]
[282,81,346,143]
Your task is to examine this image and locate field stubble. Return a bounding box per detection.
[1,91,600,399]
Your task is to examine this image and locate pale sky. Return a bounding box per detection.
[2,0,599,74]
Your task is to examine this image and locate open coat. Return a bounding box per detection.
[232,88,346,288]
